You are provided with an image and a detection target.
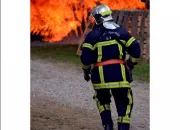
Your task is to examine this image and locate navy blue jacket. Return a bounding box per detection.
[80,24,141,89]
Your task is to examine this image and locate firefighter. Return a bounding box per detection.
[80,4,141,130]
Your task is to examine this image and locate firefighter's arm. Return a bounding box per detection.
[126,40,141,70]
[119,29,141,69]
[80,33,94,81]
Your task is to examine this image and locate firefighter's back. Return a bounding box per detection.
[90,25,131,89]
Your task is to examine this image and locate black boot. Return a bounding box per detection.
[104,124,113,130]
[118,123,130,130]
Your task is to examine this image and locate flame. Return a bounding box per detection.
[31,0,146,42]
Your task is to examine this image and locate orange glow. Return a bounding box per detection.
[31,0,146,42]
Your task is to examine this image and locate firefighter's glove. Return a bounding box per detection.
[125,60,134,83]
[126,59,135,70]
[127,68,133,83]
[83,69,91,82]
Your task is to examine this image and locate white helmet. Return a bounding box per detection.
[90,4,113,25]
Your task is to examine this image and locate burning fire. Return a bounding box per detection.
[31,0,147,42]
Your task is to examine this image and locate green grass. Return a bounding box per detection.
[132,63,149,82]
[31,44,80,64]
[31,44,149,82]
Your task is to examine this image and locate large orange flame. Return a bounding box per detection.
[31,0,146,42]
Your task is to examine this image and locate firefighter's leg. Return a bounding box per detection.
[93,89,113,130]
[111,88,133,130]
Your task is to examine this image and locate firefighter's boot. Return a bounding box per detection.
[118,123,130,130]
[104,124,114,130]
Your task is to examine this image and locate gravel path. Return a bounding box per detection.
[31,59,149,130]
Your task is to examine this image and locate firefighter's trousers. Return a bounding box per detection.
[93,88,133,130]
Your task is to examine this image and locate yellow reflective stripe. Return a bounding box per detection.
[99,106,105,113]
[125,106,131,118]
[120,64,126,81]
[97,102,104,113]
[94,40,117,49]
[99,66,105,83]
[82,65,90,69]
[104,104,111,110]
[83,39,126,50]
[117,116,130,123]
[98,104,111,113]
[82,43,94,50]
[97,46,105,83]
[100,10,112,16]
[98,104,110,113]
[120,40,126,45]
[93,81,130,89]
[97,101,104,113]
[130,56,139,63]
[126,37,136,47]
[93,92,98,101]
[94,39,123,59]
[94,92,110,114]
[97,102,100,107]
[124,89,133,120]
[128,89,133,105]
[97,46,102,62]
[81,63,91,69]
[117,90,132,124]
[117,43,123,59]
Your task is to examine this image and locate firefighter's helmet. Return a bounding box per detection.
[90,4,113,25]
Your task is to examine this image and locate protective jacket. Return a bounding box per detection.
[80,23,141,89]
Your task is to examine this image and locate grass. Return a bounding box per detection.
[132,63,149,82]
[31,44,149,82]
[31,44,80,64]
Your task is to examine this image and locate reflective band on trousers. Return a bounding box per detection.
[98,105,104,113]
[117,116,130,124]
[117,89,133,124]
[98,104,111,113]
[125,89,133,117]
[104,104,111,110]
[94,93,111,114]
[93,81,130,89]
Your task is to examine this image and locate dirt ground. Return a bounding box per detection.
[31,98,102,130]
[31,59,149,130]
